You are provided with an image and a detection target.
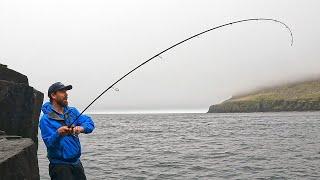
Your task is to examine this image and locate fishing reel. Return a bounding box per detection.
[68,124,78,137]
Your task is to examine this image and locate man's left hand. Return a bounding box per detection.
[72,126,84,134]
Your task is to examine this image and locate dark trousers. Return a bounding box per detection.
[49,161,87,180]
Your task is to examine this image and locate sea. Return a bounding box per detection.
[38,112,320,179]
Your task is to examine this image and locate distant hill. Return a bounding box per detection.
[207,78,320,113]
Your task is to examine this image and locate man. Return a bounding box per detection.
[39,82,95,180]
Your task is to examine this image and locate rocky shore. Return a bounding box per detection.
[0,64,43,180]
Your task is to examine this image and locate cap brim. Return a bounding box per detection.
[58,85,72,91]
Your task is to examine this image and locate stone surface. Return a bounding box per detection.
[0,80,43,146]
[0,65,43,180]
[0,64,28,84]
[0,137,39,180]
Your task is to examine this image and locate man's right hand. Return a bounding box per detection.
[57,126,72,136]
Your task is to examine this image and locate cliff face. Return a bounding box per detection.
[0,64,44,179]
[208,79,320,113]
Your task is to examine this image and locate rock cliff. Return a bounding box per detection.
[0,64,44,179]
[208,79,320,113]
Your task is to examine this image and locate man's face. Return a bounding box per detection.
[51,89,68,107]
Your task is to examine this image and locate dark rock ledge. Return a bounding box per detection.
[0,64,44,180]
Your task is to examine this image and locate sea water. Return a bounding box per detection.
[38,112,320,179]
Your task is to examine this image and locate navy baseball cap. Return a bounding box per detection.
[48,82,72,97]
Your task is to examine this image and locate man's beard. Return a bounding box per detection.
[57,99,68,107]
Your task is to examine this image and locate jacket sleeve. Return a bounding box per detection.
[72,108,95,134]
[39,115,62,148]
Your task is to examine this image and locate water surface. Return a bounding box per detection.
[38,112,320,179]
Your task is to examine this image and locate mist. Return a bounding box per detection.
[1,0,319,113]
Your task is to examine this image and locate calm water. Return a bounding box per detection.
[38,112,320,179]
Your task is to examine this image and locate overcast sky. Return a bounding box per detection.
[1,0,319,113]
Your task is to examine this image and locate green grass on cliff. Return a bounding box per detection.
[227,79,320,102]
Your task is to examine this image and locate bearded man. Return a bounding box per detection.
[39,82,95,180]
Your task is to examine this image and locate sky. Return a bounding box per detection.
[0,0,319,113]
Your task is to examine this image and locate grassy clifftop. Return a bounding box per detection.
[207,79,320,113]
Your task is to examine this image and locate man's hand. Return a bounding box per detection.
[57,126,72,136]
[72,126,84,134]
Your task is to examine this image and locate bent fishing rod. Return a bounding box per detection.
[68,18,294,128]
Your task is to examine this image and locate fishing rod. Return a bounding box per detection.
[68,18,294,128]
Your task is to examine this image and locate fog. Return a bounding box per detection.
[1,0,319,113]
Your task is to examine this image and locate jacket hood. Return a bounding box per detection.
[41,102,70,114]
[42,102,53,114]
[41,102,73,121]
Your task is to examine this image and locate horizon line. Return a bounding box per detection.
[85,108,207,114]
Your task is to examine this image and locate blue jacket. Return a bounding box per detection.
[39,102,95,165]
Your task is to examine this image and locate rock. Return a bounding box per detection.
[0,64,28,84]
[0,138,39,180]
[0,65,43,179]
[0,63,7,68]
[0,80,43,146]
[4,135,22,140]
